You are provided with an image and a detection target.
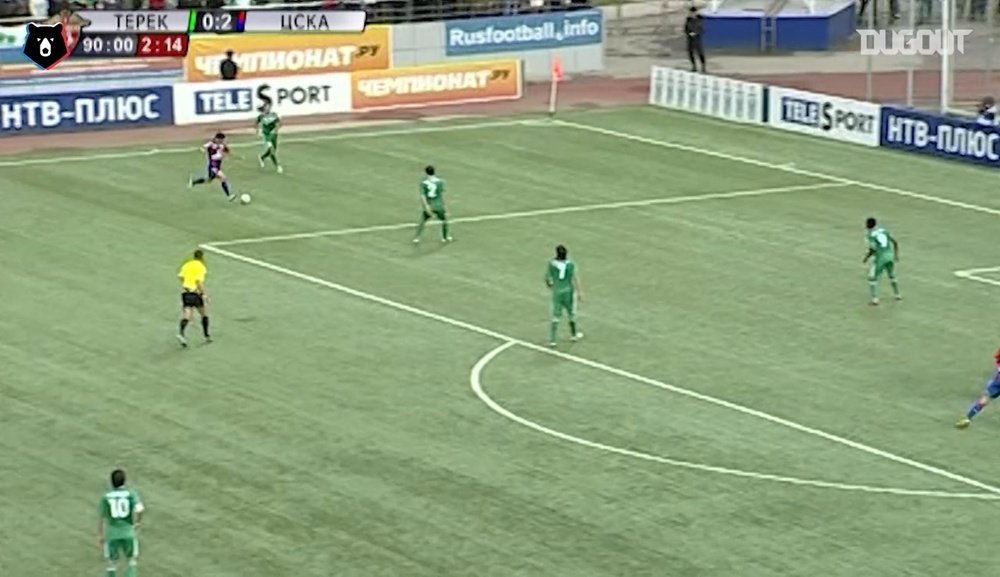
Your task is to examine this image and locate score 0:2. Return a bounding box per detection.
[137,34,189,57]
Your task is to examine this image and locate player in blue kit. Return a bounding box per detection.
[955,348,1000,428]
[188,132,237,202]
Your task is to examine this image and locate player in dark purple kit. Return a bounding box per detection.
[188,132,237,201]
[956,348,1000,428]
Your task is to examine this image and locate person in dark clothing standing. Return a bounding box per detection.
[976,96,997,125]
[220,50,238,81]
[685,7,706,73]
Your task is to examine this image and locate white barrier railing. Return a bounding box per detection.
[648,66,764,125]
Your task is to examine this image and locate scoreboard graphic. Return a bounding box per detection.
[22,8,368,70]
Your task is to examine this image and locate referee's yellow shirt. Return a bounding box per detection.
[178,259,207,292]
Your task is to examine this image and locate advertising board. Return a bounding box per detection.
[880,106,1000,167]
[0,85,173,135]
[445,10,602,56]
[768,87,880,147]
[173,73,351,125]
[184,27,390,82]
[351,60,522,111]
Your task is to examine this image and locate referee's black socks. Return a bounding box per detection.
[179,318,189,335]
[201,316,210,337]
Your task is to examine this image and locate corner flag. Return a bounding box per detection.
[552,56,564,81]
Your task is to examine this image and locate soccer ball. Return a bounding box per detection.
[239,193,252,205]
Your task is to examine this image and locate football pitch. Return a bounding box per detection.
[6,106,1000,576]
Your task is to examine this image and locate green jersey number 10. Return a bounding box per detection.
[108,497,131,519]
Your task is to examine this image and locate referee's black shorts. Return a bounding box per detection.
[181,291,204,308]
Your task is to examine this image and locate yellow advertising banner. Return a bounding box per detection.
[184,27,390,82]
[351,60,522,111]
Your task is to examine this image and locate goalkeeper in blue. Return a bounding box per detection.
[956,348,1000,428]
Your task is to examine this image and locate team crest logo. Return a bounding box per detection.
[22,10,89,70]
[50,10,88,54]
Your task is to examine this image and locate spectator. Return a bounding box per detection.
[220,50,238,80]
[976,97,997,125]
[857,0,899,24]
[148,0,166,8]
[0,0,29,17]
[685,7,706,73]
[915,0,931,24]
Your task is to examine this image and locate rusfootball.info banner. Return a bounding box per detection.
[444,10,603,56]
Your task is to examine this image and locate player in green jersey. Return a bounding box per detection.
[98,469,145,577]
[413,165,452,244]
[546,244,583,346]
[863,217,901,305]
[256,102,283,174]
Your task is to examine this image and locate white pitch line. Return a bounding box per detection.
[207,182,847,248]
[0,119,526,168]
[955,266,1000,275]
[954,266,1000,287]
[955,269,1000,287]
[471,342,1000,500]
[553,119,1000,219]
[200,243,1000,497]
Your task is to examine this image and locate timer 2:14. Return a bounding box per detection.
[137,34,189,57]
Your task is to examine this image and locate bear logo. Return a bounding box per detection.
[23,22,69,70]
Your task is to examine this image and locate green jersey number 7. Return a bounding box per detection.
[552,261,567,279]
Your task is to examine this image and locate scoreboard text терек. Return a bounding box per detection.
[68,9,368,60]
[76,9,367,33]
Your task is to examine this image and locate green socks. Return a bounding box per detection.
[550,320,580,343]
[414,213,429,239]
[414,213,450,241]
[106,568,117,577]
[125,563,137,577]
[890,279,900,295]
[259,148,278,166]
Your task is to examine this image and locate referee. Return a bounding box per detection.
[177,249,211,347]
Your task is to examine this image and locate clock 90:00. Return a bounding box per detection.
[81,35,134,54]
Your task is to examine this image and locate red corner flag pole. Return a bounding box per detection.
[548,54,564,117]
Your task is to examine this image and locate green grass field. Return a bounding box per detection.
[6,106,1000,576]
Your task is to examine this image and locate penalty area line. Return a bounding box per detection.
[199,243,1000,498]
[553,119,1000,220]
[954,268,1000,288]
[206,182,848,248]
[471,342,1000,500]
